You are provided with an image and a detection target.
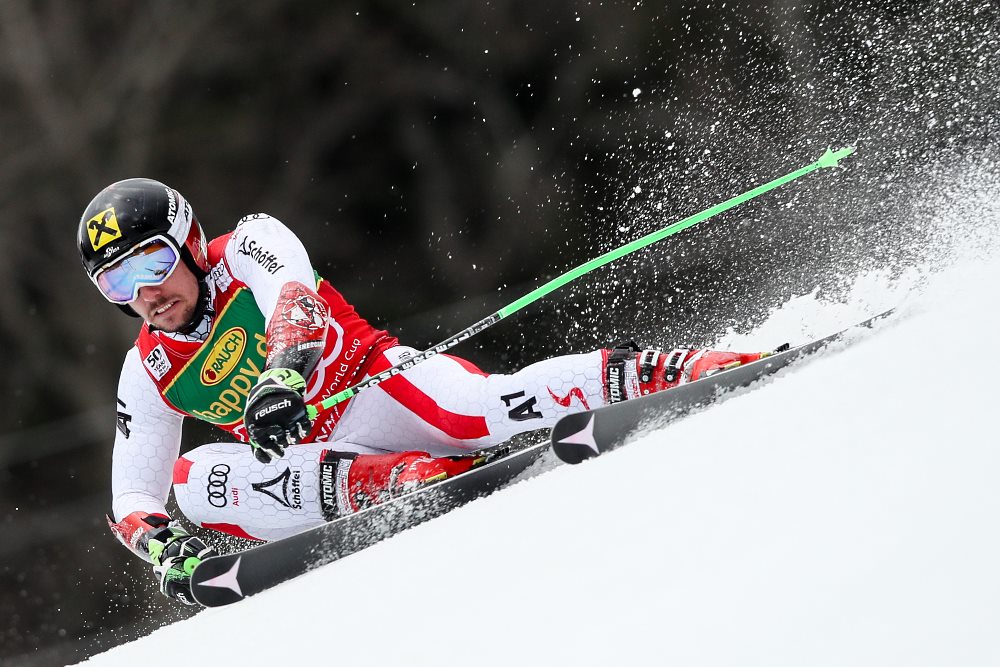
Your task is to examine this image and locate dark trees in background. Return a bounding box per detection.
[1,3,715,661]
[3,0,992,664]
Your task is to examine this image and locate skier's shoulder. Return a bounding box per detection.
[218,213,302,272]
[231,212,297,246]
[204,213,283,257]
[215,213,312,290]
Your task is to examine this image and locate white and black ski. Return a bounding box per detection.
[551,309,895,464]
[190,442,546,607]
[191,309,891,606]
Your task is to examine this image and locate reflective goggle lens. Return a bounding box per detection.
[95,239,180,303]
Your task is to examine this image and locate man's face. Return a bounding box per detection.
[128,260,200,331]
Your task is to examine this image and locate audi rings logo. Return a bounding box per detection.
[207,464,231,507]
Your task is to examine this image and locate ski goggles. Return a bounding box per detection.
[92,236,181,304]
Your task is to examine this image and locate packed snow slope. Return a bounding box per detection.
[83,257,1000,667]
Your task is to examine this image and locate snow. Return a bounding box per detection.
[81,254,1000,666]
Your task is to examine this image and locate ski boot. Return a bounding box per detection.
[319,449,494,517]
[605,341,787,402]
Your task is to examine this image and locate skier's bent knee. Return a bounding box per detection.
[172,442,489,542]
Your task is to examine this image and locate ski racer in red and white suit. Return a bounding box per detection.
[90,187,767,604]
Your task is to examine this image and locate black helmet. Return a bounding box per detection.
[79,179,209,315]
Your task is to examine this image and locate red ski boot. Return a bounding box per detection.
[319,450,489,517]
[603,343,773,403]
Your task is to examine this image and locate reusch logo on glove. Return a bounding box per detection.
[254,398,292,419]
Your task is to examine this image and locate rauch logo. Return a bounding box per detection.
[201,327,248,386]
[191,332,268,423]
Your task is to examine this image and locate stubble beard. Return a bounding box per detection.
[146,299,197,332]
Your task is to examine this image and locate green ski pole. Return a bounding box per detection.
[307,146,854,419]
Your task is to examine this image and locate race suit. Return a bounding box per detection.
[111,214,763,544]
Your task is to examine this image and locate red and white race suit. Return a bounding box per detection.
[111,214,765,546]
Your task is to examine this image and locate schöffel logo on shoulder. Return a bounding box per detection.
[201,328,247,386]
[238,236,285,274]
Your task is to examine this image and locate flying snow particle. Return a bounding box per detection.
[632,88,642,97]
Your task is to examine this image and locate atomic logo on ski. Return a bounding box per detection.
[555,414,599,454]
[198,556,244,597]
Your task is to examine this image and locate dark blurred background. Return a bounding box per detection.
[2,1,998,664]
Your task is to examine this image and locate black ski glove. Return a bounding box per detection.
[245,368,312,463]
[147,524,217,606]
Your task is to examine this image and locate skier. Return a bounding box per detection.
[80,178,769,605]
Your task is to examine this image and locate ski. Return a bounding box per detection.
[190,442,547,607]
[551,309,895,464]
[192,309,892,606]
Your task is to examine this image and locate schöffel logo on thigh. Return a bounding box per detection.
[207,464,231,508]
[252,467,302,509]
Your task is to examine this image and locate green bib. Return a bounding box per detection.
[162,288,268,426]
